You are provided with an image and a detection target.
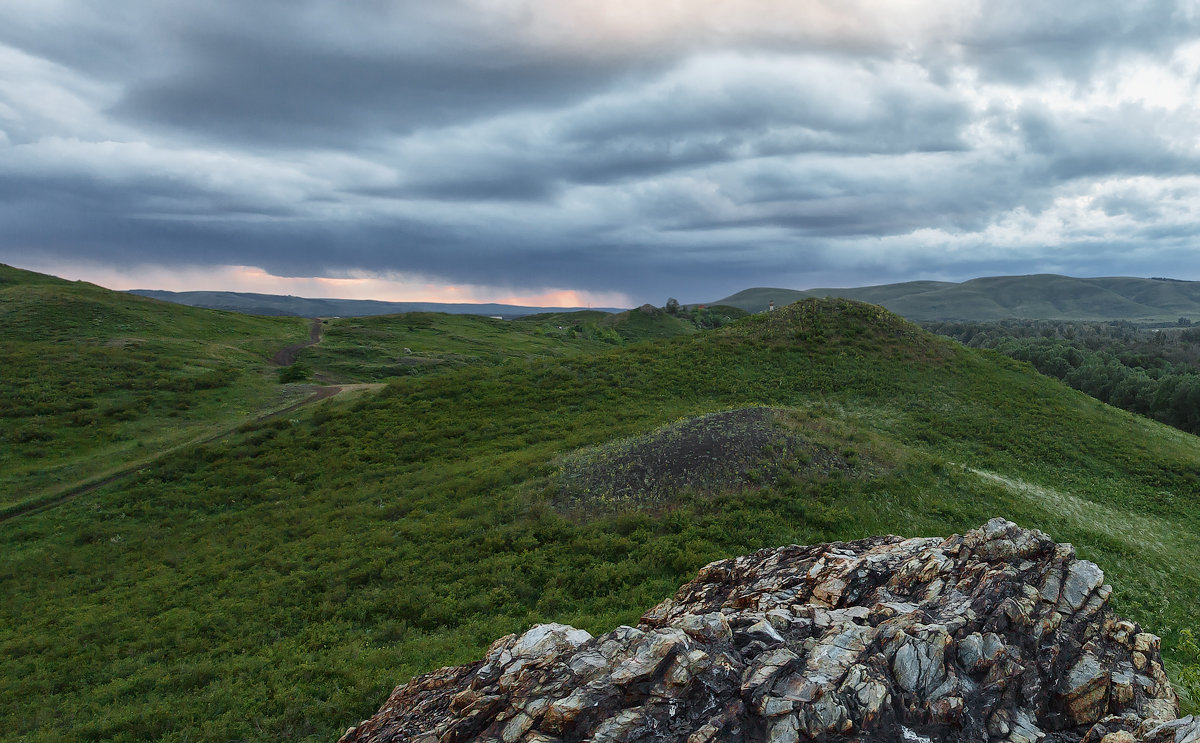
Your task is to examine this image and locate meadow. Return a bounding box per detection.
[0,265,310,515]
[930,318,1200,434]
[4,274,1200,742]
[296,303,736,384]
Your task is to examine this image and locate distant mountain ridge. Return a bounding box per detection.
[712,274,1200,322]
[128,289,625,318]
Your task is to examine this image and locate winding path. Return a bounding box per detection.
[272,318,324,365]
[1,320,374,524]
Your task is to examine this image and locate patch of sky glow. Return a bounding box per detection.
[18,260,632,308]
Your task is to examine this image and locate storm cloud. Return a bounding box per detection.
[3,0,1200,304]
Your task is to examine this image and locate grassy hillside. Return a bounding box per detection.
[0,266,697,512]
[712,286,813,313]
[597,304,698,340]
[715,275,1200,321]
[296,312,613,383]
[928,319,1200,435]
[296,306,699,383]
[4,298,1200,742]
[0,264,311,512]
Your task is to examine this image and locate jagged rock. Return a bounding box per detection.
[338,519,1180,743]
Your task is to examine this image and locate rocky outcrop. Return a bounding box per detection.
[339,519,1182,743]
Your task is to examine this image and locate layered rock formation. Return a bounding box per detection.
[340,519,1192,743]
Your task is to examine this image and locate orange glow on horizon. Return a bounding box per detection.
[494,289,607,307]
[19,261,632,309]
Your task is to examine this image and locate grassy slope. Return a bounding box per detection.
[714,286,813,313]
[4,299,1200,741]
[300,309,693,383]
[0,265,313,511]
[716,275,1200,321]
[598,305,697,340]
[299,312,611,383]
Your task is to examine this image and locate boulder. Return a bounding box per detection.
[338,519,1180,743]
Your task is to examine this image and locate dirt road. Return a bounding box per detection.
[272,318,323,365]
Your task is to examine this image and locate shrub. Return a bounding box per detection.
[279,363,312,383]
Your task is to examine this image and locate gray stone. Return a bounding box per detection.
[892,627,950,696]
[1008,708,1046,743]
[678,612,731,643]
[741,618,784,646]
[1143,715,1200,743]
[609,628,688,685]
[1061,561,1106,613]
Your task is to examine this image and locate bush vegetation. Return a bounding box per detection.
[554,407,859,512]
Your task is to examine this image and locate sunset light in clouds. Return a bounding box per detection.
[23,261,632,308]
[520,0,975,50]
[3,0,1200,303]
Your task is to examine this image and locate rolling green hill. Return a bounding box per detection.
[298,306,699,383]
[714,274,1200,322]
[0,266,705,512]
[0,264,312,513]
[4,297,1200,742]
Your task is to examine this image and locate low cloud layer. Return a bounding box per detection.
[3,0,1200,304]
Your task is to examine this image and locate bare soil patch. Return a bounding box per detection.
[272,318,323,365]
[554,407,858,513]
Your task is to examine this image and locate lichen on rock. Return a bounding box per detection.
[338,519,1180,743]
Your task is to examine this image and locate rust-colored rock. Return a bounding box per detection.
[339,519,1180,743]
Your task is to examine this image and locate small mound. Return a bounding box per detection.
[554,407,855,511]
[598,304,697,341]
[721,298,950,360]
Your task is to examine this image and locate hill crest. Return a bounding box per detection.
[713,275,1200,322]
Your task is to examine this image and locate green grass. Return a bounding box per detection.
[297,312,614,383]
[596,304,698,341]
[298,307,697,383]
[0,265,311,511]
[5,296,1200,741]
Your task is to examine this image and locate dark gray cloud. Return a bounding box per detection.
[3,0,1200,304]
[113,35,653,149]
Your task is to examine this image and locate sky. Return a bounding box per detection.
[2,1,1200,307]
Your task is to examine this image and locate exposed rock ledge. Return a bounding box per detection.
[339,519,1193,743]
